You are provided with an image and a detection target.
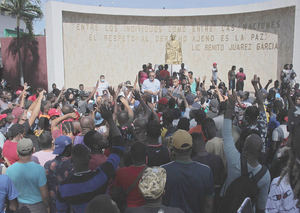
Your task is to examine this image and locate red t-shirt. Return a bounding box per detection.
[236,72,246,82]
[160,70,170,79]
[113,165,146,207]
[139,71,148,85]
[189,125,207,141]
[2,140,19,165]
[89,154,107,171]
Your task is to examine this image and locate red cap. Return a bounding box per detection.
[158,98,168,105]
[48,108,61,118]
[213,62,217,66]
[0,114,7,121]
[16,90,22,95]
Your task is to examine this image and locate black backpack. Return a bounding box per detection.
[220,155,267,213]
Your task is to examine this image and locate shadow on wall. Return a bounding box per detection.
[0,36,48,90]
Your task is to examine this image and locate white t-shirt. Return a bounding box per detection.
[272,124,289,142]
[97,81,109,96]
[32,150,56,167]
[266,176,300,213]
[212,68,218,81]
[141,79,160,94]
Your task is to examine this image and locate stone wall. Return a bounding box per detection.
[61,7,295,90]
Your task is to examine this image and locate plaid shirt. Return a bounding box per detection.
[247,111,268,152]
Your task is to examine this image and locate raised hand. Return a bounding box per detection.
[70,112,78,119]
[39,89,46,97]
[108,86,116,97]
[132,89,141,101]
[99,104,113,121]
[23,82,30,91]
[227,91,237,109]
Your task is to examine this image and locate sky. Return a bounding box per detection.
[34,0,271,34]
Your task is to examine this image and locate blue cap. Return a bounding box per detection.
[94,112,104,126]
[53,136,72,155]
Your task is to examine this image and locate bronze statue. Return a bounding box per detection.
[165,34,183,64]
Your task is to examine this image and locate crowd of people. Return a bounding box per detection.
[0,62,299,213]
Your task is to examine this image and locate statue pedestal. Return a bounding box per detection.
[154,64,183,75]
[169,64,181,75]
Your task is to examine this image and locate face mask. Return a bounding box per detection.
[100,79,105,83]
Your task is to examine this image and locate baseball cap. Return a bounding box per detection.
[0,114,7,121]
[158,98,168,105]
[94,112,104,126]
[53,136,72,155]
[138,167,167,200]
[213,62,217,65]
[16,90,22,95]
[125,81,133,88]
[48,108,61,118]
[17,138,33,155]
[171,129,193,150]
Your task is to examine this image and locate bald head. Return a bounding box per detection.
[80,116,94,134]
[62,104,74,115]
[117,111,129,126]
[73,120,82,135]
[243,134,263,158]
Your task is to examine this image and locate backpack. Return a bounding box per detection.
[220,155,267,213]
[110,167,147,213]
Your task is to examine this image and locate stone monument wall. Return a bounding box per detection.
[60,6,295,90]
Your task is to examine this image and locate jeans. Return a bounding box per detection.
[229,79,235,91]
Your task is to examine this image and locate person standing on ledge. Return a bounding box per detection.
[212,62,218,85]
[228,66,236,92]
[236,68,246,92]
[97,75,109,97]
[179,63,187,81]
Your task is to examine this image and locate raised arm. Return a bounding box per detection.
[19,82,29,108]
[53,87,65,106]
[51,112,77,131]
[28,90,45,127]
[100,104,121,137]
[119,96,134,121]
[223,92,240,168]
[251,76,265,112]
[134,75,138,90]
[86,80,99,103]
[264,79,272,91]
[132,90,152,120]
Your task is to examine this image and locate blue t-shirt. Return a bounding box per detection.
[0,175,18,213]
[162,161,214,213]
[6,161,47,204]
